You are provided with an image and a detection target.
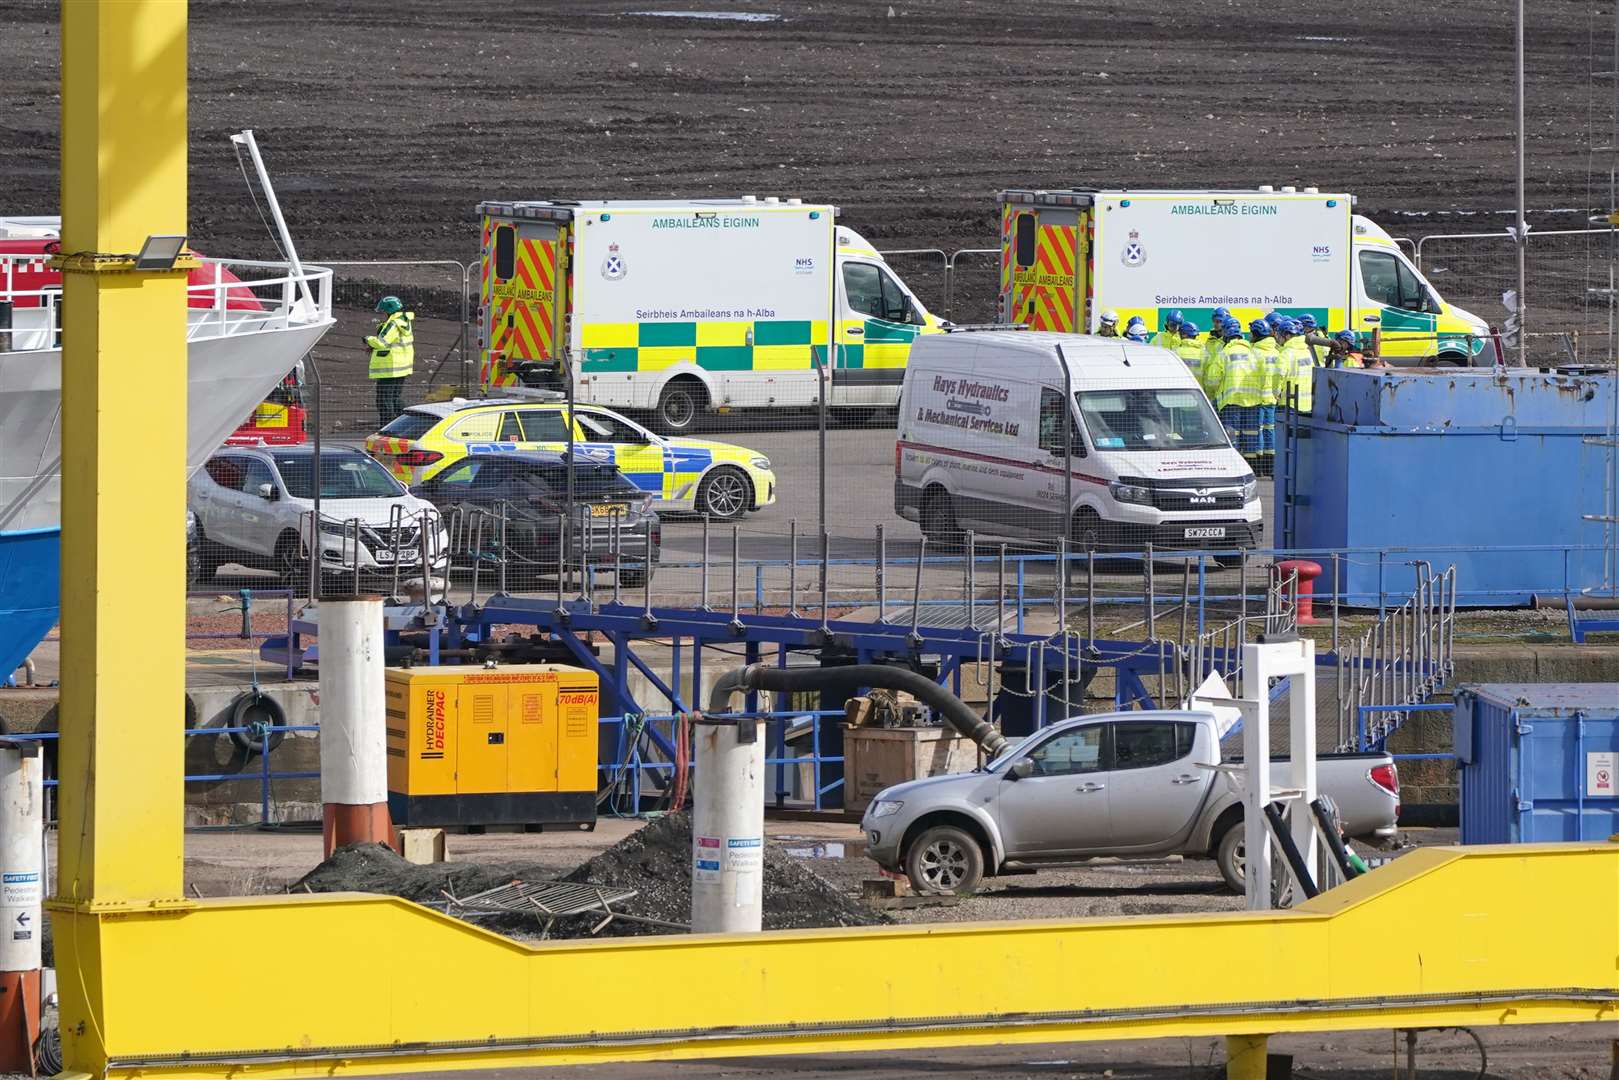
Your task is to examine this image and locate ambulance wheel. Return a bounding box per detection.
[697,467,751,521]
[921,487,963,551]
[653,378,705,435]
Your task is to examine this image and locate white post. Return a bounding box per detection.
[318,596,392,855]
[690,719,765,933]
[1239,643,1273,911]
[1289,638,1319,883]
[0,741,43,1070]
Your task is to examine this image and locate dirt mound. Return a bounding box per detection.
[561,811,889,936]
[294,815,888,939]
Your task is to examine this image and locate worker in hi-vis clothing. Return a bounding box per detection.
[1151,309,1183,350]
[1274,317,1315,414]
[1175,319,1206,392]
[1097,309,1121,338]
[366,295,416,427]
[1203,306,1231,373]
[1123,316,1151,343]
[1248,317,1281,473]
[1213,318,1264,463]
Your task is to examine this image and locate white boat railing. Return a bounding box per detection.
[0,254,333,351]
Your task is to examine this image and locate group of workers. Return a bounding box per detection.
[1096,307,1374,471]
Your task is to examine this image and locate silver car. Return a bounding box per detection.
[861,709,1399,895]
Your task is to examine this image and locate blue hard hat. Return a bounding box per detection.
[1165,309,1184,328]
[1125,315,1147,329]
[1297,313,1319,330]
[1212,306,1231,320]
[1178,319,1201,336]
[1220,316,1242,332]
[1263,311,1281,327]
[1276,317,1301,335]
[1335,329,1357,343]
[1249,318,1271,337]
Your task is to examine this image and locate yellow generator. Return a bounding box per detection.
[384,664,599,829]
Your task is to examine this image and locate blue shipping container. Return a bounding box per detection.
[1453,683,1619,844]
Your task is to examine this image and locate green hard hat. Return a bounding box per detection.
[375,295,403,314]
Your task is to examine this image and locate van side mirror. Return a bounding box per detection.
[257,483,276,501]
[1008,758,1035,781]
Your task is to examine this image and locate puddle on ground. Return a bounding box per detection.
[781,841,846,859]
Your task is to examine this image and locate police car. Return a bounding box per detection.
[365,399,776,520]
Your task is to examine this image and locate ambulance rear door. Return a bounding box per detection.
[1001,201,1083,333]
[481,210,569,390]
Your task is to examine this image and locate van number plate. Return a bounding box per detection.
[1184,526,1226,540]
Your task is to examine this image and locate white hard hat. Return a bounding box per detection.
[1099,309,1119,324]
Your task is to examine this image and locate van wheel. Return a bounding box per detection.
[905,825,984,895]
[1435,352,1469,368]
[1071,508,1105,554]
[654,378,705,435]
[921,488,963,551]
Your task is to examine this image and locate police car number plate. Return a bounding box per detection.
[1184,527,1226,540]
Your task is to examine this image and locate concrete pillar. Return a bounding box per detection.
[1225,1034,1269,1080]
[0,743,43,1071]
[690,718,764,933]
[318,597,392,856]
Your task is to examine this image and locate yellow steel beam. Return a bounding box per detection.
[54,2,190,1076]
[51,842,1618,1080]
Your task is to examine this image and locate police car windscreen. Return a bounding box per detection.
[277,454,404,499]
[1076,389,1227,451]
[525,463,641,501]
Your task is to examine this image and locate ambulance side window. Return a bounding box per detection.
[843,263,884,320]
[1358,251,1402,310]
[494,226,516,282]
[1014,215,1037,269]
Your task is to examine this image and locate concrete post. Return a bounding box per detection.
[690,718,764,933]
[1225,1033,1269,1080]
[0,742,42,1072]
[318,597,392,856]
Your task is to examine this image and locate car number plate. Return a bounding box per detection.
[1184,526,1226,540]
[590,504,620,517]
[376,550,395,561]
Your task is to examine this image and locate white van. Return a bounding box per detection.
[895,330,1262,552]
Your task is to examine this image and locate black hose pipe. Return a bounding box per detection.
[719,663,1007,756]
[1262,801,1320,901]
[1310,796,1358,882]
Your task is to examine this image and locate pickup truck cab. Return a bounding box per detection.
[861,709,1399,895]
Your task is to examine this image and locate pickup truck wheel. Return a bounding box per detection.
[905,825,983,895]
[1216,822,1295,904]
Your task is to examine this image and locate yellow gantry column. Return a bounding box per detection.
[52,2,191,1076]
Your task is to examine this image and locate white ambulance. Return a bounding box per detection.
[477,198,943,433]
[997,187,1495,365]
[895,330,1261,553]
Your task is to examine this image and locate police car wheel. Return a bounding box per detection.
[698,467,751,521]
[654,378,704,434]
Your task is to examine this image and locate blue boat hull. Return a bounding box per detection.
[0,528,60,683]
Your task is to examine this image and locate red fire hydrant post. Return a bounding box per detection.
[1274,559,1324,625]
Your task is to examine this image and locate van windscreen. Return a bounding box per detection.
[1076,388,1229,451]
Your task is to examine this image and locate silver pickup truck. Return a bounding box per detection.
[861,709,1400,895]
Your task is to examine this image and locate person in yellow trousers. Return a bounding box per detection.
[1247,317,1282,475]
[366,295,416,427]
[1213,317,1265,464]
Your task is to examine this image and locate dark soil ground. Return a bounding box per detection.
[3,0,1610,262]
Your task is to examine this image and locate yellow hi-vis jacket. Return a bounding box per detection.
[1175,335,1208,393]
[1249,336,1282,405]
[1278,335,1316,411]
[366,311,416,380]
[1215,339,1265,409]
